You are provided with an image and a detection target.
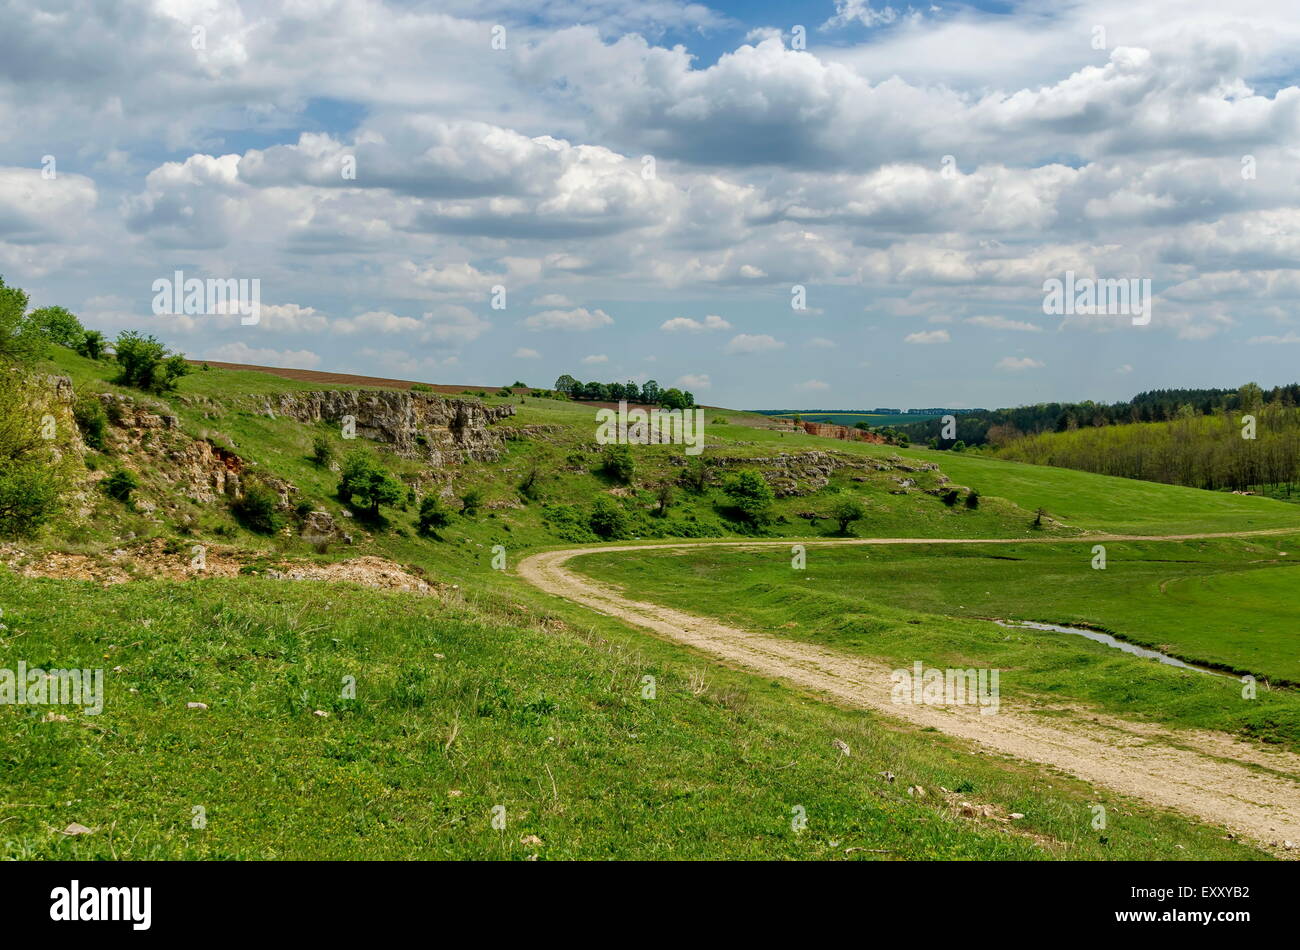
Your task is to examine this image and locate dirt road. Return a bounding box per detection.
[517,535,1300,851]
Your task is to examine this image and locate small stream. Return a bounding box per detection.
[994,620,1230,677]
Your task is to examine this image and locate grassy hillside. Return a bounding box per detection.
[0,571,1267,860]
[8,346,1300,859]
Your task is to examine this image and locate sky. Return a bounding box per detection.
[3,0,1300,409]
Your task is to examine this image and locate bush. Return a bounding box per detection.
[114,331,190,393]
[417,495,453,536]
[519,461,542,501]
[682,457,710,493]
[831,496,866,534]
[338,449,405,517]
[232,481,282,534]
[654,481,674,516]
[589,497,632,539]
[103,468,138,503]
[461,487,483,516]
[311,435,334,468]
[77,330,107,360]
[941,489,960,507]
[599,444,635,484]
[0,466,62,537]
[73,394,108,451]
[721,469,774,525]
[965,490,980,509]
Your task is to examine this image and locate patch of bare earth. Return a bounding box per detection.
[517,537,1300,854]
[0,540,435,595]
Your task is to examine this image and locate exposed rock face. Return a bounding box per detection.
[799,421,888,444]
[679,450,944,497]
[95,393,249,504]
[263,390,515,464]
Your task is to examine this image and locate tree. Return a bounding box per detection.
[27,306,85,349]
[114,331,190,393]
[599,444,635,484]
[660,387,689,410]
[417,495,453,536]
[0,275,46,363]
[641,379,661,404]
[338,449,405,517]
[554,374,580,396]
[77,330,107,360]
[624,380,640,403]
[832,496,865,534]
[722,469,774,525]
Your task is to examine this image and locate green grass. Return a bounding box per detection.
[0,572,1269,860]
[571,536,1300,749]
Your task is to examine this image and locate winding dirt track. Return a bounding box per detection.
[517,532,1300,850]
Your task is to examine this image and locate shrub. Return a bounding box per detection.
[232,481,282,534]
[72,394,108,451]
[461,487,483,516]
[113,331,190,394]
[103,468,138,503]
[77,330,106,360]
[519,461,542,501]
[589,497,631,539]
[721,469,774,525]
[832,496,866,534]
[599,444,635,484]
[311,435,334,468]
[417,495,453,536]
[941,489,960,507]
[654,481,674,516]
[965,490,980,509]
[682,457,710,493]
[338,449,405,517]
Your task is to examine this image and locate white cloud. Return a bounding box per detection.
[581,353,608,364]
[904,330,950,344]
[996,356,1045,371]
[676,373,711,389]
[965,315,1043,333]
[724,333,785,354]
[524,307,614,331]
[795,379,830,391]
[660,314,732,332]
[514,347,541,358]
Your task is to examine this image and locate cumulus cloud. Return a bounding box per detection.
[676,373,711,389]
[904,330,950,344]
[523,307,614,331]
[724,333,785,354]
[514,347,541,358]
[660,314,732,332]
[202,342,321,369]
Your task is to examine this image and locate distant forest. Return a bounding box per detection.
[897,383,1300,448]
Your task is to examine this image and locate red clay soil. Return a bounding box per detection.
[800,420,888,444]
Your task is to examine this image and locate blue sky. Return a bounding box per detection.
[4,0,1300,409]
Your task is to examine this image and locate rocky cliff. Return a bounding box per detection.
[261,390,515,464]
